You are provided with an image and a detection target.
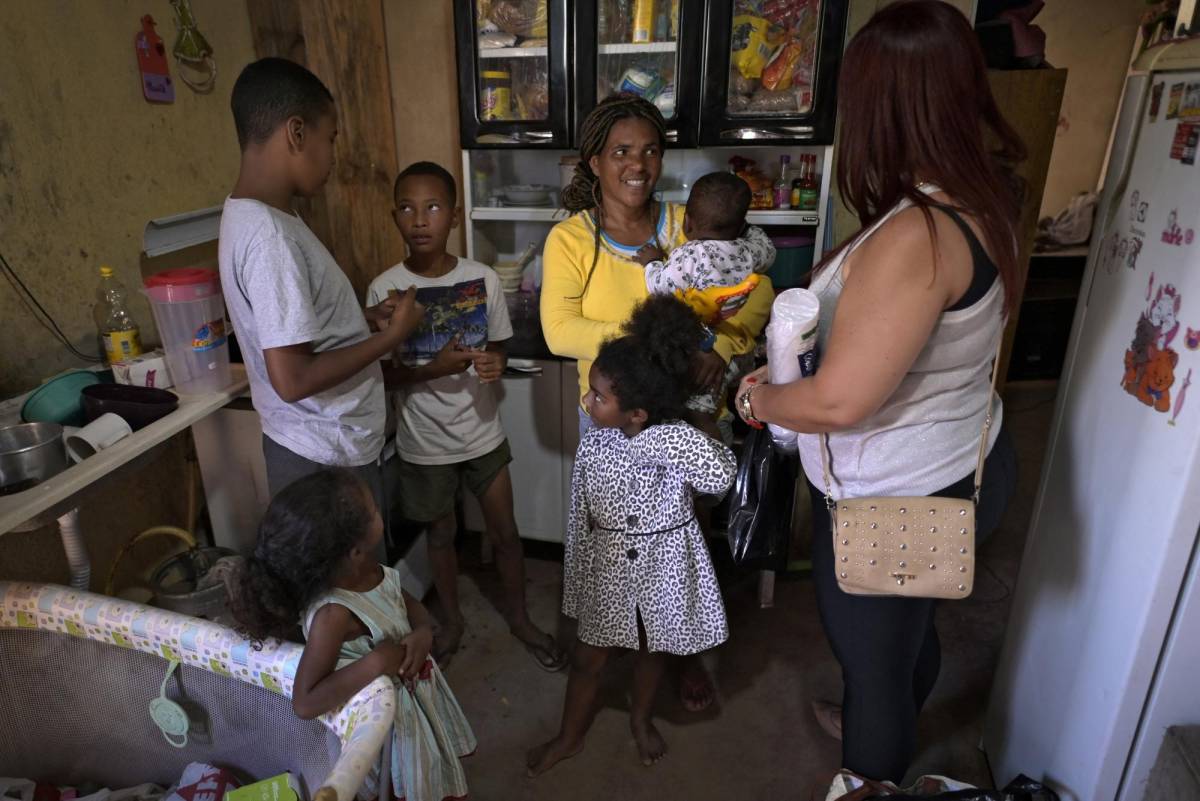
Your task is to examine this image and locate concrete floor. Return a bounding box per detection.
[434,382,1058,800]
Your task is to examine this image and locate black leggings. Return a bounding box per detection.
[809,424,1017,782]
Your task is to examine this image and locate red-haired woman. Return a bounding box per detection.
[734,0,1020,782]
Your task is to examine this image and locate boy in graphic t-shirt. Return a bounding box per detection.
[367,161,566,672]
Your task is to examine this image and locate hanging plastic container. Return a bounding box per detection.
[143,268,231,394]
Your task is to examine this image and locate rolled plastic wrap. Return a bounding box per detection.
[764,288,820,452]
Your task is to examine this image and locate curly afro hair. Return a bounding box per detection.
[593,294,705,425]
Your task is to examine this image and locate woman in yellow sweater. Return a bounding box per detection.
[542,94,773,428]
[540,94,773,714]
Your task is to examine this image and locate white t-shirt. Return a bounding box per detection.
[218,197,385,467]
[366,258,513,465]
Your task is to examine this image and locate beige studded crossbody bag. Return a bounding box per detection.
[819,337,1004,599]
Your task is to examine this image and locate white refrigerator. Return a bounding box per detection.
[984,41,1200,801]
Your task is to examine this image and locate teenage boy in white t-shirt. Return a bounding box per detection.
[367,162,565,672]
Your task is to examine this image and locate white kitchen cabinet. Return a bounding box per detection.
[560,360,581,518]
[462,358,577,543]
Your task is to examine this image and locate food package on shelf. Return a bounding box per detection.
[747,85,805,113]
[478,29,518,49]
[655,84,675,117]
[489,0,548,38]
[761,40,802,91]
[728,0,820,112]
[476,0,493,26]
[760,0,815,29]
[730,15,783,79]
[513,58,549,119]
[729,156,774,210]
[729,69,758,96]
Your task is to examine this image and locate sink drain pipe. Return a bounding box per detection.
[57,508,90,591]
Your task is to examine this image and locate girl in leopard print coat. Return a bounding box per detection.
[527,296,737,777]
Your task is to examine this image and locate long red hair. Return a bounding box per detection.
[823,0,1027,312]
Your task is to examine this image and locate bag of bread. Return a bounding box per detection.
[489,0,547,38]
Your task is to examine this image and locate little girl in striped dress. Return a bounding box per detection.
[233,469,475,801]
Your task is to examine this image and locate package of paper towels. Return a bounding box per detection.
[765,288,820,452]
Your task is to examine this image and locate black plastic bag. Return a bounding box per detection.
[726,426,797,569]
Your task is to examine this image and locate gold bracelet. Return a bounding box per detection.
[739,384,763,427]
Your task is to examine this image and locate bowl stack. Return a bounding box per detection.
[493,261,525,293]
[493,241,539,294]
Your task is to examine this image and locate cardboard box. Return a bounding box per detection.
[111,349,173,389]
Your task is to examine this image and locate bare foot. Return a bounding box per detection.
[631,719,667,766]
[434,619,465,667]
[525,736,583,777]
[679,658,716,713]
[510,619,568,672]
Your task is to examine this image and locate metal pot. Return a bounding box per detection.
[151,546,238,621]
[0,422,68,495]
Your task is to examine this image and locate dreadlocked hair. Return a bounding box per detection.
[594,295,705,426]
[563,93,668,300]
[230,469,375,646]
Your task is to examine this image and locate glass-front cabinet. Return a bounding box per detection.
[573,0,705,147]
[455,0,571,147]
[699,0,847,144]
[454,0,847,147]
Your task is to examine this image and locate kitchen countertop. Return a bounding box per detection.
[0,365,250,535]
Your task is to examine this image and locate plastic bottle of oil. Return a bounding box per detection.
[632,0,655,43]
[94,265,143,364]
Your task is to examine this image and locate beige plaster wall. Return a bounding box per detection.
[0,1,257,397]
[1038,0,1143,218]
[0,1,256,586]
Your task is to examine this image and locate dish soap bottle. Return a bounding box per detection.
[94,265,143,364]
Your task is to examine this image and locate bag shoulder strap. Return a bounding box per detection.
[820,330,1005,507]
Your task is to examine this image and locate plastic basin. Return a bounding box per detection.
[20,371,104,427]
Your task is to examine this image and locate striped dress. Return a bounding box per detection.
[303,566,476,801]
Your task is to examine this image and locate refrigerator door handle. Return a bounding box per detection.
[720,126,815,140]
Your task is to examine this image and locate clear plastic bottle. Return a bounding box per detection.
[94,265,143,364]
[774,154,792,209]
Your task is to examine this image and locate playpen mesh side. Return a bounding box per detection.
[0,629,341,791]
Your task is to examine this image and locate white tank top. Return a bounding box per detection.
[796,190,1005,498]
